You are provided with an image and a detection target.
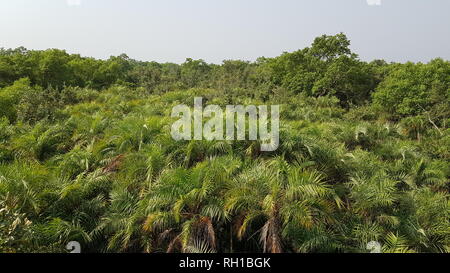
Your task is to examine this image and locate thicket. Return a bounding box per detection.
[0,33,448,253]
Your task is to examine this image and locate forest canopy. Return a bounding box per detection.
[0,33,449,253]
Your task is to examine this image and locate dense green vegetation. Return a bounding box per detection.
[0,33,449,253]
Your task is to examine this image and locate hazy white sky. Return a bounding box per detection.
[0,0,449,63]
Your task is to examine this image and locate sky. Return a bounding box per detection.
[0,0,449,64]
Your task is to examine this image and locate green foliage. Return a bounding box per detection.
[0,201,34,253]
[0,33,448,253]
[0,78,33,122]
[373,59,450,121]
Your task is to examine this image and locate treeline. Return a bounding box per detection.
[1,33,449,123]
